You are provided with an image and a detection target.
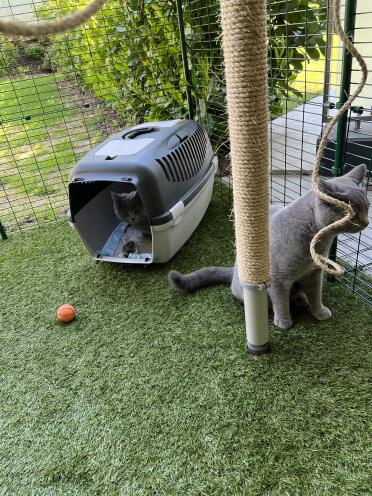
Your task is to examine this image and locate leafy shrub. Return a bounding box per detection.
[188,0,327,121]
[41,43,73,73]
[37,0,188,123]
[41,47,52,72]
[268,0,327,115]
[37,0,326,143]
[0,37,19,76]
[24,43,46,61]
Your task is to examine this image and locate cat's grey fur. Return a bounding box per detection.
[111,190,151,256]
[169,164,369,329]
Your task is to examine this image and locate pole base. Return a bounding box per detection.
[0,222,7,240]
[246,342,271,356]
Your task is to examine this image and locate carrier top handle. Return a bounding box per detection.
[220,0,270,354]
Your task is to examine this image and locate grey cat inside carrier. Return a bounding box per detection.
[68,120,217,264]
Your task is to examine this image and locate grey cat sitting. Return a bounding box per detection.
[169,164,369,330]
[111,190,151,256]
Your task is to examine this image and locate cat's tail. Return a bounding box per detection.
[168,267,233,292]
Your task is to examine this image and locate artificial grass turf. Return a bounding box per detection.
[0,185,371,496]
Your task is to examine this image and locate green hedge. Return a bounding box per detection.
[38,0,326,142]
[24,43,46,61]
[0,36,19,76]
[39,0,188,123]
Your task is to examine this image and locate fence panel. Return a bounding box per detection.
[187,0,371,303]
[0,0,188,234]
[0,0,370,303]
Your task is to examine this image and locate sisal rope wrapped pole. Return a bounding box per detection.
[220,0,270,354]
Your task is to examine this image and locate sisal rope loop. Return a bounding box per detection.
[0,0,109,36]
[310,0,368,276]
[220,0,270,285]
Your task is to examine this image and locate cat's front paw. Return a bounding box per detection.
[274,317,293,330]
[122,240,136,257]
[311,306,332,321]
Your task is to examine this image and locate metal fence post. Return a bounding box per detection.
[0,221,8,240]
[328,0,357,275]
[175,0,194,119]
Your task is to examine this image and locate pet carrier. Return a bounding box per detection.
[68,120,216,264]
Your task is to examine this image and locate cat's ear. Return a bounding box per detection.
[344,163,367,185]
[127,190,138,201]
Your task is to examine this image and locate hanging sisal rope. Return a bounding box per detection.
[310,0,368,276]
[0,0,109,36]
[220,0,270,286]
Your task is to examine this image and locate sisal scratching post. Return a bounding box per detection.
[220,0,270,354]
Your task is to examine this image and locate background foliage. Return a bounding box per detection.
[39,0,187,123]
[38,0,327,141]
[268,0,327,115]
[0,35,19,76]
[24,42,47,61]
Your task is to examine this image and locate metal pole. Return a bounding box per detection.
[333,0,357,176]
[322,0,334,123]
[243,285,270,355]
[329,0,357,272]
[0,221,7,240]
[175,0,194,119]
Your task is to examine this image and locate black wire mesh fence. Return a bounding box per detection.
[187,0,371,304]
[0,0,188,233]
[0,0,370,303]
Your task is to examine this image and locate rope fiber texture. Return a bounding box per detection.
[0,0,109,36]
[220,0,270,285]
[310,0,368,276]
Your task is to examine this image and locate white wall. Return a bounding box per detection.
[352,0,372,107]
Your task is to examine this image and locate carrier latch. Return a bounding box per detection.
[170,201,184,225]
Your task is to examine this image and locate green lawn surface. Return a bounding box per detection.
[1,185,371,495]
[0,74,77,193]
[0,73,102,230]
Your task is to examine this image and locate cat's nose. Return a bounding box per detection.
[361,216,369,228]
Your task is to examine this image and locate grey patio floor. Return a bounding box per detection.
[270,95,326,174]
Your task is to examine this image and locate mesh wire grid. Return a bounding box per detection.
[265,0,372,304]
[0,0,370,303]
[0,0,187,233]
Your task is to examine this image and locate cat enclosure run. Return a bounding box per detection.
[0,0,370,304]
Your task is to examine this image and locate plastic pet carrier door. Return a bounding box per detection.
[68,120,216,264]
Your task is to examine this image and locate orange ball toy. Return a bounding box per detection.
[57,304,76,323]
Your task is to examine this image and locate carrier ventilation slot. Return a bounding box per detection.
[156,127,207,182]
